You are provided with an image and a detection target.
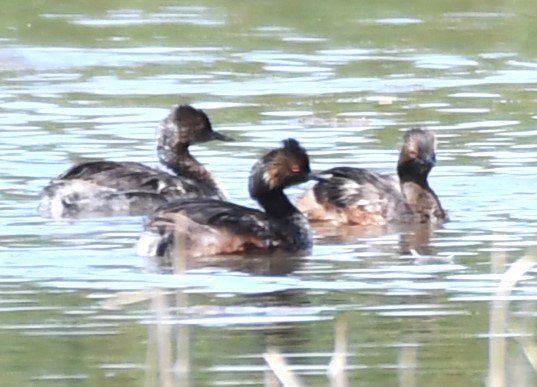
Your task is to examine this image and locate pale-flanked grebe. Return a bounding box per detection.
[39,104,232,218]
[137,138,320,259]
[296,128,446,225]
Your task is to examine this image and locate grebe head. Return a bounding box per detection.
[157,104,233,150]
[249,138,318,199]
[398,128,437,177]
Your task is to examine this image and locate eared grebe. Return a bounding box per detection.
[137,138,320,259]
[296,128,446,225]
[39,104,232,218]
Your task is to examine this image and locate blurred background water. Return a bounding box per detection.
[2,0,537,385]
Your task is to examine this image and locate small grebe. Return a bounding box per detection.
[39,104,232,218]
[296,128,446,225]
[137,138,320,259]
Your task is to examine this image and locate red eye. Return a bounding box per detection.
[291,164,301,173]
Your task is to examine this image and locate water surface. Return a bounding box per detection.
[2,0,537,385]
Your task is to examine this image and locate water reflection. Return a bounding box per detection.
[136,255,537,386]
[143,288,323,387]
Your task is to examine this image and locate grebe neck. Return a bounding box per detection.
[398,163,445,220]
[397,162,430,189]
[255,189,301,219]
[158,143,214,184]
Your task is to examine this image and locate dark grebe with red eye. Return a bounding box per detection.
[296,128,446,225]
[137,138,321,260]
[39,104,233,218]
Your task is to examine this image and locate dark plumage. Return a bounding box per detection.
[296,128,446,225]
[398,128,446,222]
[39,104,232,218]
[137,138,319,259]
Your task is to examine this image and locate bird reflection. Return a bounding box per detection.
[311,220,444,260]
[149,250,304,276]
[398,222,443,257]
